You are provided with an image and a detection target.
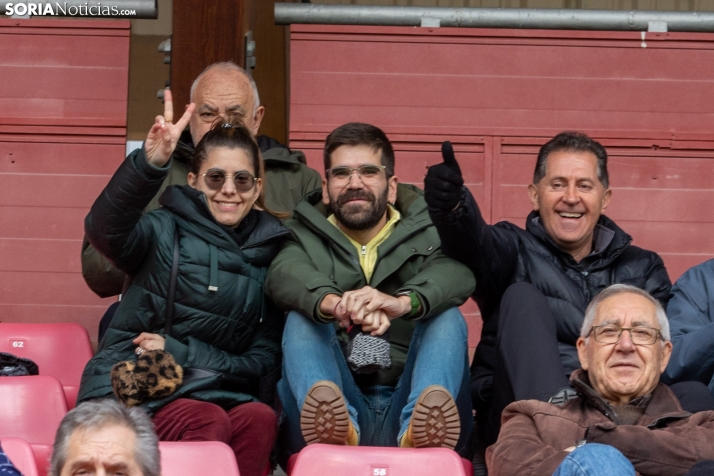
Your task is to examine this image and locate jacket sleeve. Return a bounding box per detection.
[164,298,283,381]
[662,260,714,384]
[294,155,323,197]
[84,147,171,275]
[395,249,475,320]
[265,234,344,322]
[81,235,126,298]
[643,253,672,308]
[486,401,572,476]
[586,416,714,475]
[427,187,519,313]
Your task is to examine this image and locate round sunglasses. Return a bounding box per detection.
[200,169,257,192]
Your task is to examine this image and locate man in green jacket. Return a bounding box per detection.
[82,61,321,300]
[266,123,475,456]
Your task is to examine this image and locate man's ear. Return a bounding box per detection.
[576,336,589,371]
[527,183,540,211]
[388,175,398,205]
[660,340,673,373]
[251,106,265,136]
[601,188,612,212]
[187,172,197,188]
[322,177,330,206]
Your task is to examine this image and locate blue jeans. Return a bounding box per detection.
[553,444,636,476]
[277,307,473,456]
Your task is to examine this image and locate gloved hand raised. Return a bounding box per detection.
[424,141,464,211]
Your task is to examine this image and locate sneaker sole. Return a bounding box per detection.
[300,380,350,445]
[411,385,460,449]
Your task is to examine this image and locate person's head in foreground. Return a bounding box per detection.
[187,119,267,227]
[51,399,160,476]
[577,283,672,405]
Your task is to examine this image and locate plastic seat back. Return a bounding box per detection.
[0,376,67,476]
[0,322,93,408]
[1,437,39,476]
[288,444,469,476]
[159,441,240,476]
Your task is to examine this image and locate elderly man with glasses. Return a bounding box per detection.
[265,122,475,457]
[487,284,714,476]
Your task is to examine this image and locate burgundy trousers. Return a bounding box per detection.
[152,398,277,476]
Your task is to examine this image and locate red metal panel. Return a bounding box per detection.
[0,19,129,128]
[290,24,714,352]
[290,25,714,140]
[0,19,129,345]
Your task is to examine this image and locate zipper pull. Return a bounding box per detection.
[361,245,367,256]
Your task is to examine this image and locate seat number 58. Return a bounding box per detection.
[371,468,388,476]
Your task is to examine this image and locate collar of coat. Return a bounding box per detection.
[158,185,289,267]
[569,369,690,427]
[291,183,432,258]
[525,210,633,268]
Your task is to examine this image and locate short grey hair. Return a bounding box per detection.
[581,284,670,341]
[189,61,260,113]
[50,399,160,476]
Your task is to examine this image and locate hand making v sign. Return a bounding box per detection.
[144,88,196,167]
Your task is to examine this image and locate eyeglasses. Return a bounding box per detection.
[200,170,256,192]
[590,325,662,345]
[327,165,386,185]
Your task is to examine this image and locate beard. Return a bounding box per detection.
[330,187,389,231]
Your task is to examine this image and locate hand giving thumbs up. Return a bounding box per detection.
[424,141,464,211]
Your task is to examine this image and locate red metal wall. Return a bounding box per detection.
[288,24,714,353]
[0,19,130,344]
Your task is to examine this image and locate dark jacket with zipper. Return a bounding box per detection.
[78,149,289,413]
[81,131,321,298]
[428,190,671,403]
[265,185,475,387]
[486,369,714,476]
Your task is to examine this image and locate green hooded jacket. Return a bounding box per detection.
[265,184,476,387]
[78,149,289,413]
[81,131,322,298]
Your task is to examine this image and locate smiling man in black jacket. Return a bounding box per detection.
[424,132,673,445]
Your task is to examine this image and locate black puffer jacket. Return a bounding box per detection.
[78,149,289,413]
[429,190,671,404]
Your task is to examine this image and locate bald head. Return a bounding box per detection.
[188,62,264,146]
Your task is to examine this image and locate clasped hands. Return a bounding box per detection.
[321,286,412,337]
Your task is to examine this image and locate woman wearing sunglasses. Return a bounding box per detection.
[78,91,288,476]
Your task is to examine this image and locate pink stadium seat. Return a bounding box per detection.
[0,376,68,476]
[159,441,240,476]
[287,444,472,476]
[0,322,93,408]
[1,437,39,476]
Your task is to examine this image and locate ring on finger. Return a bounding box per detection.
[135,347,145,355]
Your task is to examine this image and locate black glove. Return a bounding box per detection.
[424,141,464,211]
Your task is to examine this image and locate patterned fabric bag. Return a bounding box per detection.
[344,326,392,375]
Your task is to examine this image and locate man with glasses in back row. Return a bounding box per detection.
[265,122,476,456]
[487,284,714,476]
